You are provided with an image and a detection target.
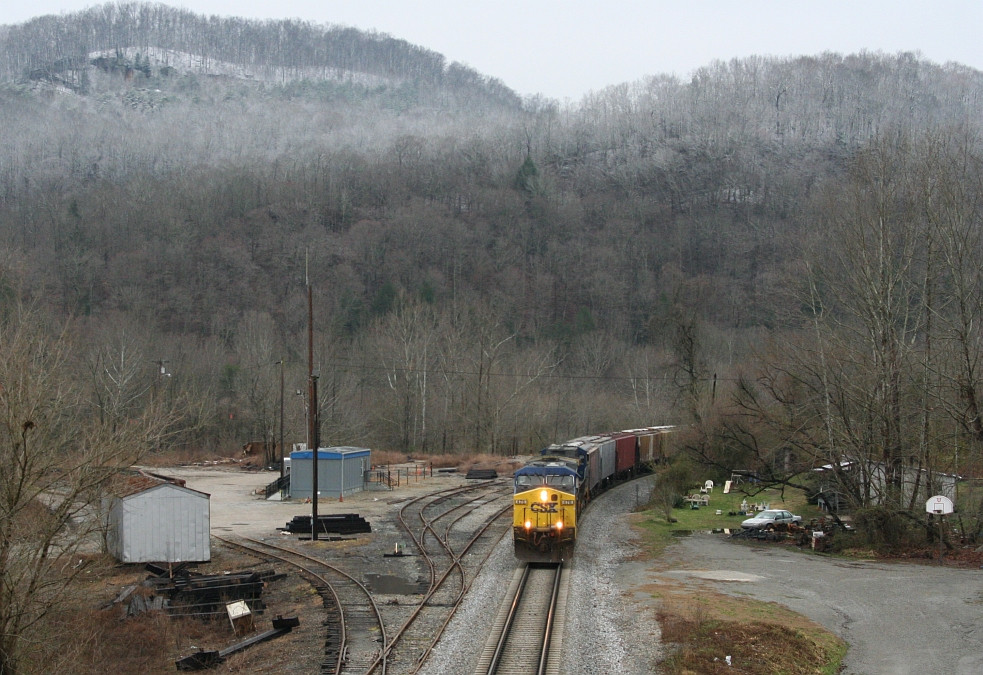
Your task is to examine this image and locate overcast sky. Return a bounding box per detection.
[3,1,982,101]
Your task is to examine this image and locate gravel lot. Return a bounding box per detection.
[164,466,983,675]
[154,463,469,539]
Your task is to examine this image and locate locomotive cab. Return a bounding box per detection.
[512,460,579,561]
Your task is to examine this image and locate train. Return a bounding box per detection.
[512,426,677,561]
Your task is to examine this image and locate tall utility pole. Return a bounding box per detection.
[308,275,320,541]
[309,373,319,539]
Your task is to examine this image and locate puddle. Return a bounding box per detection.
[671,529,733,536]
[671,570,764,582]
[363,573,424,595]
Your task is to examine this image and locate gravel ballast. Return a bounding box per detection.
[426,475,662,675]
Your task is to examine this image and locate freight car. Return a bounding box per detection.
[513,425,677,561]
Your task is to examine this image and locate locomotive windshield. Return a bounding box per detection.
[547,475,576,489]
[514,473,575,490]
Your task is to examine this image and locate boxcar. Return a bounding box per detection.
[627,426,676,465]
[611,432,638,477]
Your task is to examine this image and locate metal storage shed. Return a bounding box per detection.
[107,480,211,563]
[289,446,371,500]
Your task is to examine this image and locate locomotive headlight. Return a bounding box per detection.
[540,489,549,503]
[524,520,532,530]
[555,521,563,531]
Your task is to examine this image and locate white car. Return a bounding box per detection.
[740,509,802,529]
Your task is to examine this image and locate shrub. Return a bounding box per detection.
[851,506,927,550]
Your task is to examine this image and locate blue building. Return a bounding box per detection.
[289,446,371,500]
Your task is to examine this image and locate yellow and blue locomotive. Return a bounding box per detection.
[512,457,580,561]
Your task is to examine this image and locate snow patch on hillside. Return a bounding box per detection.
[89,46,391,87]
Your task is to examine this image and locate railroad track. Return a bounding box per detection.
[474,563,566,675]
[215,535,388,675]
[368,481,513,674]
[410,481,513,590]
[215,480,512,675]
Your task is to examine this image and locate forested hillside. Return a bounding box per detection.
[0,2,520,105]
[2,4,982,516]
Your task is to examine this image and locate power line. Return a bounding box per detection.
[222,356,736,383]
[315,357,733,383]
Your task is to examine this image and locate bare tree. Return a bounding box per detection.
[714,131,977,531]
[230,311,284,464]
[0,302,179,674]
[924,130,983,447]
[372,299,439,452]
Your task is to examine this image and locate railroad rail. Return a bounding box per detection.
[368,481,513,674]
[214,535,388,675]
[475,563,565,675]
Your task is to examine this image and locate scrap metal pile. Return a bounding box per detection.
[731,516,849,551]
[107,564,301,671]
[114,566,282,619]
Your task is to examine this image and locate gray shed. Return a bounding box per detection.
[107,479,211,563]
[289,446,371,500]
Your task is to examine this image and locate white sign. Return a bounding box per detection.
[926,495,954,515]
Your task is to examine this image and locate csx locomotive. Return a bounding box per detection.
[512,426,676,561]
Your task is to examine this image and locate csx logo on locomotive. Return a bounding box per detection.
[530,502,557,513]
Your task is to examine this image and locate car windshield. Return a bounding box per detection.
[760,511,781,518]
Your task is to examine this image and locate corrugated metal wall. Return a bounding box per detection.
[108,484,210,563]
[289,447,370,499]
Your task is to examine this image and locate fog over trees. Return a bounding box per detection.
[2,3,982,514]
